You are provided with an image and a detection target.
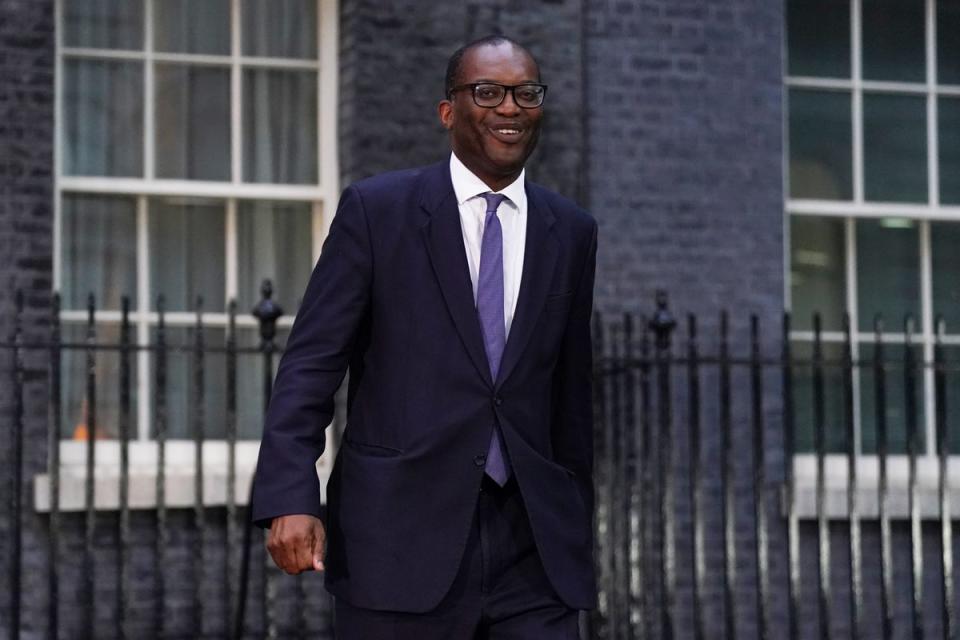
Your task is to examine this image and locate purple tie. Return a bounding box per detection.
[477,193,511,486]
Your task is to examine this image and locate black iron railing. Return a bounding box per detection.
[588,293,958,640]
[2,281,335,640]
[3,287,960,639]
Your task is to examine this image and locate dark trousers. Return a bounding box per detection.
[333,475,581,639]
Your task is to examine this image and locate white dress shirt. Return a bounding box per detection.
[449,152,527,338]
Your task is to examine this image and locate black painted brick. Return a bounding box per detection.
[0,1,55,638]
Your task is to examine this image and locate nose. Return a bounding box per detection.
[494,88,521,115]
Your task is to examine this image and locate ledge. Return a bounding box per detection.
[790,454,960,520]
[33,439,334,512]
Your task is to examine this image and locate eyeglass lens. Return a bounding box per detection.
[474,84,544,108]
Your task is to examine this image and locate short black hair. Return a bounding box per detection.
[444,35,539,98]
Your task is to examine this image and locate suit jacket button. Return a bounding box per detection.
[494,396,503,406]
[474,454,486,467]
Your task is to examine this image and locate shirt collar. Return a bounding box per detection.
[449,152,526,211]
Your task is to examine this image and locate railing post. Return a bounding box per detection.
[648,290,675,640]
[9,290,24,640]
[253,280,283,404]
[240,280,284,639]
[720,310,736,640]
[588,311,606,640]
[687,313,704,640]
[118,296,132,640]
[153,294,170,638]
[83,293,97,640]
[226,299,239,640]
[782,312,799,640]
[192,297,207,637]
[154,294,168,640]
[48,293,62,640]
[935,315,954,640]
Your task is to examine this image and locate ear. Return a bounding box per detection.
[438,99,454,130]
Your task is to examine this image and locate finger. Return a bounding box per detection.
[268,540,292,574]
[312,526,326,572]
[292,535,314,574]
[268,529,299,575]
[266,531,286,570]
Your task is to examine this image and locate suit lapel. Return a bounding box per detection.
[496,185,558,388]
[419,163,494,388]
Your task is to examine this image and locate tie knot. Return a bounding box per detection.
[481,192,507,215]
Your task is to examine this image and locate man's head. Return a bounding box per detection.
[439,36,544,192]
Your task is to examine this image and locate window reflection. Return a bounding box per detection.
[63,58,143,177]
[148,198,226,312]
[62,194,137,311]
[856,218,920,332]
[788,89,853,200]
[790,216,846,331]
[863,93,927,203]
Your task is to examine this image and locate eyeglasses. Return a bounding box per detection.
[447,82,547,109]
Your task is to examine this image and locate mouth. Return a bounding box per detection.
[488,125,525,143]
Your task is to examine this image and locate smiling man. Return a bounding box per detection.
[252,35,598,639]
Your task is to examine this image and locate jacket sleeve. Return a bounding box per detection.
[250,185,373,528]
[551,220,598,516]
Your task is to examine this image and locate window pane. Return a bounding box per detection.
[243,69,318,184]
[237,201,312,314]
[154,0,229,55]
[62,194,137,311]
[148,198,225,311]
[155,64,231,181]
[150,327,227,439]
[862,0,925,83]
[63,0,143,50]
[60,324,135,440]
[790,216,846,331]
[791,341,847,454]
[931,222,960,330]
[856,218,920,332]
[859,342,925,454]
[939,1,960,85]
[788,89,853,199]
[786,0,849,78]
[863,93,927,203]
[940,97,960,204]
[242,0,317,59]
[63,58,143,177]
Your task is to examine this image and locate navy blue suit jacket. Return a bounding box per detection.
[251,160,598,612]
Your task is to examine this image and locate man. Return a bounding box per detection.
[252,35,598,638]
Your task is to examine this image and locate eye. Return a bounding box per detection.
[474,85,501,100]
[516,87,540,102]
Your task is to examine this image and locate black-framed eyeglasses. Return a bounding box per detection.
[447,82,547,109]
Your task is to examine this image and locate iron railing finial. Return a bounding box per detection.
[648,289,676,351]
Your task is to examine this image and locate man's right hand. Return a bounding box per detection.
[266,514,326,574]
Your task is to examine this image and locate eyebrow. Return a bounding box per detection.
[468,79,541,84]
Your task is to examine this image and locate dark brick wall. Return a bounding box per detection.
[0,0,55,638]
[585,0,785,322]
[338,0,586,203]
[337,0,786,324]
[582,1,789,637]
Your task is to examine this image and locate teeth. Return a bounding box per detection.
[496,128,520,134]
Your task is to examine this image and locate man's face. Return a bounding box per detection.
[438,43,543,190]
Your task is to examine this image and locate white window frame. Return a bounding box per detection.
[43,0,340,511]
[786,0,960,517]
